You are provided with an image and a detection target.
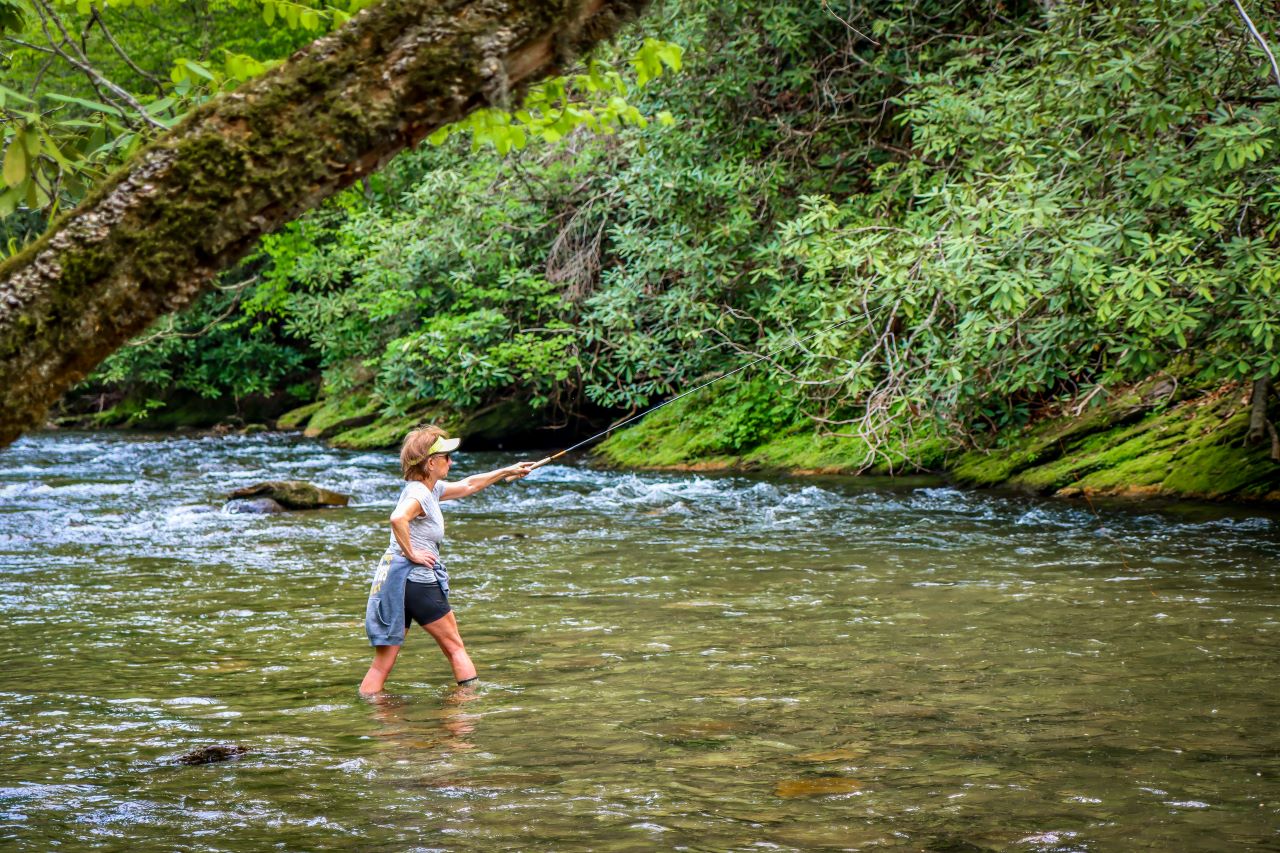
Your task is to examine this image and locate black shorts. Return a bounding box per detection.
[404,580,451,627]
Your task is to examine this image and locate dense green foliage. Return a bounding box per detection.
[757,0,1280,443]
[6,0,1279,467]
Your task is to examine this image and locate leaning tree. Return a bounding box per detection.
[0,0,650,447]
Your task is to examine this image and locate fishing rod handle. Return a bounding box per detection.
[502,453,560,482]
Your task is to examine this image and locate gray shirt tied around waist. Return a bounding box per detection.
[386,480,446,585]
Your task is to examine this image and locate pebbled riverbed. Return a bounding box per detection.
[1,431,1278,851]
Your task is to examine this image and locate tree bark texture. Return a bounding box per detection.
[1247,377,1272,443]
[1247,376,1279,462]
[0,0,650,448]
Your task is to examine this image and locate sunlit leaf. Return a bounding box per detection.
[2,136,27,189]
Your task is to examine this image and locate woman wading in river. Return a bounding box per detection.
[360,426,533,695]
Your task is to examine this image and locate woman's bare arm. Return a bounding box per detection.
[389,498,435,566]
[439,461,535,501]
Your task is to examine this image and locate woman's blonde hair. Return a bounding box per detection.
[400,425,449,481]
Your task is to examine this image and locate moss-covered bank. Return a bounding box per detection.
[71,374,1280,506]
[595,377,1280,505]
[210,370,1280,506]
[952,385,1280,502]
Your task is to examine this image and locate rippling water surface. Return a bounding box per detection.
[1,431,1278,850]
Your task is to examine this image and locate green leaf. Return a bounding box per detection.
[144,95,178,116]
[47,93,127,117]
[0,186,19,217]
[0,84,33,107]
[657,42,684,72]
[3,135,27,189]
[180,59,215,82]
[20,126,40,160]
[263,0,275,25]
[37,129,74,169]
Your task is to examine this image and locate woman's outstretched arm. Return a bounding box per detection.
[440,461,535,501]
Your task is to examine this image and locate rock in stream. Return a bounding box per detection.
[226,480,349,510]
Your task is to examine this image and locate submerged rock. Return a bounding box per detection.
[227,480,349,510]
[224,497,286,514]
[775,776,862,798]
[177,744,249,765]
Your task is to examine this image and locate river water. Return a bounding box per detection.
[0,431,1277,851]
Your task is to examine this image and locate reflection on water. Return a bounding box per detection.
[366,688,480,755]
[1,431,1279,850]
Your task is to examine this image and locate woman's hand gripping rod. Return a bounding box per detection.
[503,450,567,481]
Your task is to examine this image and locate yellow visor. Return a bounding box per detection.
[428,436,461,455]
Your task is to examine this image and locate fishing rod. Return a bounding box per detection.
[505,311,871,479]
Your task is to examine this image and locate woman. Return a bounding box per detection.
[360,425,533,695]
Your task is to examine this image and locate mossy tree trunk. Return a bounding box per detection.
[1246,377,1279,461]
[0,0,649,448]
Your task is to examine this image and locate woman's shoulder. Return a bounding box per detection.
[401,479,443,502]
[397,479,426,500]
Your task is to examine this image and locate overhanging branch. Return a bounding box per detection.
[0,0,651,448]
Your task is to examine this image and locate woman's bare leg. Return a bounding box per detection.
[423,611,477,683]
[360,643,402,695]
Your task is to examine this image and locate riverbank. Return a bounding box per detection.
[593,376,1280,505]
[68,374,1280,506]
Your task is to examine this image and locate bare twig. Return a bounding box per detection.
[546,200,605,302]
[1229,0,1280,90]
[89,5,166,94]
[126,277,258,347]
[28,0,164,130]
[2,35,56,55]
[820,0,879,47]
[1070,383,1108,416]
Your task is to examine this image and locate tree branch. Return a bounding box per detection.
[89,5,167,95]
[0,0,652,448]
[1229,0,1280,90]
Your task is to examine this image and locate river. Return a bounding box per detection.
[1,431,1277,850]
